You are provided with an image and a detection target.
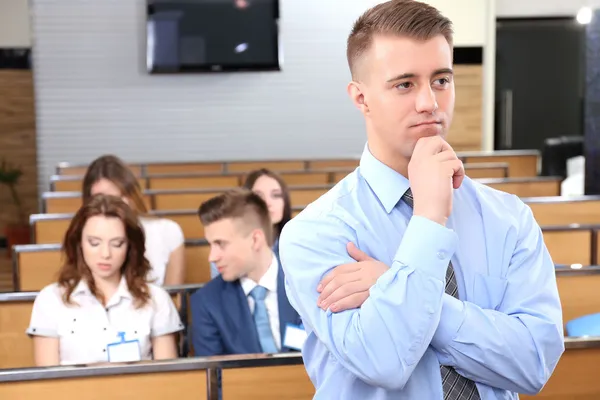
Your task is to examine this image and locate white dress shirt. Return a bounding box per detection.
[27,277,184,365]
[240,254,280,350]
[140,217,184,286]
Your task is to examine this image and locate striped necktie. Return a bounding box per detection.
[249,285,278,353]
[402,189,480,400]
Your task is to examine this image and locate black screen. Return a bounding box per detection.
[146,0,280,73]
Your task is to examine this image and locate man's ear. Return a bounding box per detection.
[347,81,369,115]
[251,228,265,251]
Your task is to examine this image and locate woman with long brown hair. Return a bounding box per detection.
[27,194,183,366]
[82,155,185,286]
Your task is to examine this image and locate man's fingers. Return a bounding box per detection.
[347,242,373,262]
[414,136,453,156]
[317,272,360,306]
[317,263,360,293]
[318,280,367,310]
[329,291,370,313]
[444,159,465,189]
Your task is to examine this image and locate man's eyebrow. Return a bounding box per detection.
[386,73,416,82]
[386,68,454,83]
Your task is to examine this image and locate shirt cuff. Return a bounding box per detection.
[394,215,458,282]
[430,294,466,359]
[26,326,58,338]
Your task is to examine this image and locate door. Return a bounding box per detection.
[495,18,586,150]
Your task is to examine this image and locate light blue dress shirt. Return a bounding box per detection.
[279,144,564,399]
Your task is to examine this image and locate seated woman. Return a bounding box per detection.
[82,155,185,286]
[26,194,184,366]
[209,168,292,278]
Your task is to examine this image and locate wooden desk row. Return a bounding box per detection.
[40,176,563,214]
[11,241,212,292]
[0,353,314,400]
[7,245,600,334]
[28,196,600,245]
[49,163,511,192]
[11,224,600,292]
[54,149,539,178]
[0,336,599,399]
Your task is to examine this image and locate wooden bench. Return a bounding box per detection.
[479,177,561,197]
[0,367,208,399]
[50,163,510,193]
[556,267,600,329]
[41,186,331,214]
[460,150,539,178]
[520,339,600,399]
[0,353,313,399]
[0,284,202,369]
[527,197,600,226]
[11,241,211,292]
[41,177,563,214]
[55,152,532,178]
[222,364,314,399]
[542,225,597,266]
[56,159,361,176]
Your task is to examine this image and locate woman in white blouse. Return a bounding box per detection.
[27,194,184,366]
[81,155,185,286]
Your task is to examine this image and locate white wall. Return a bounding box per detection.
[497,0,600,17]
[31,0,494,190]
[0,0,31,47]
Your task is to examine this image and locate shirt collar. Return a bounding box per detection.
[72,275,132,301]
[240,253,279,297]
[358,143,411,214]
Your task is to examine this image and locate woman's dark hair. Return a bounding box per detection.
[242,168,291,240]
[82,155,148,214]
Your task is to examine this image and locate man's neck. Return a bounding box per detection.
[246,248,275,284]
[366,131,410,178]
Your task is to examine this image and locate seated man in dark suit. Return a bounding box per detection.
[190,188,303,356]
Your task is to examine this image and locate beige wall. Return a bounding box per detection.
[0,0,31,47]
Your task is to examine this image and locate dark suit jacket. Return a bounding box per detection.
[190,263,302,356]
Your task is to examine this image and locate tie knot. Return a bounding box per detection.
[250,285,267,301]
[402,188,414,208]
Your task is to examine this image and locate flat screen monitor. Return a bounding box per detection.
[146,0,280,73]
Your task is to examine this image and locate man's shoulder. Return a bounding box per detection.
[460,177,530,219]
[191,276,231,305]
[293,170,362,221]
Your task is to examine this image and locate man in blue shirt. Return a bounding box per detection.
[278,1,564,399]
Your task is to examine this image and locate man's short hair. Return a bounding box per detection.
[347,0,454,79]
[198,188,274,246]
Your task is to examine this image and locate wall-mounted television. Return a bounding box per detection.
[146,0,281,73]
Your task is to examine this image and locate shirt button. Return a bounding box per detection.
[437,251,446,260]
[103,328,107,331]
[427,307,435,314]
[103,349,106,352]
[32,328,36,332]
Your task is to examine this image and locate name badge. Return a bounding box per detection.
[283,324,308,351]
[106,332,141,363]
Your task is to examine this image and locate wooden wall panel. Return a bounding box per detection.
[0,70,38,232]
[448,65,483,151]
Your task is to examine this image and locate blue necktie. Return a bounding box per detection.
[249,285,278,353]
